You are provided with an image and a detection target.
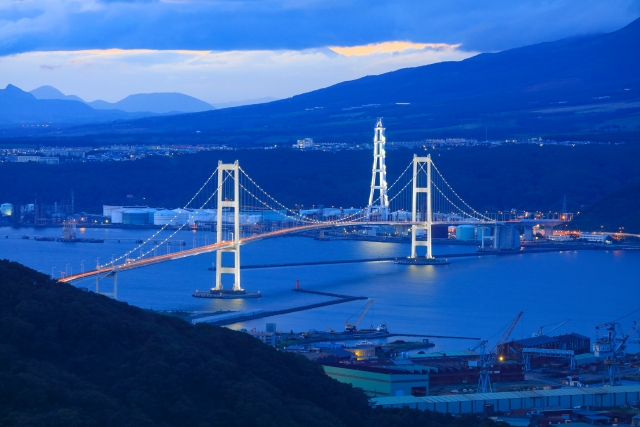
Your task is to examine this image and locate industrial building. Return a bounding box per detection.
[322,363,430,397]
[450,224,521,250]
[16,155,41,162]
[247,331,276,347]
[405,351,525,386]
[296,138,314,149]
[101,205,286,227]
[371,385,640,415]
[502,333,591,357]
[579,233,612,243]
[1,203,13,216]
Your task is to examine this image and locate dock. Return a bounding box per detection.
[208,257,398,270]
[204,296,366,326]
[292,288,367,299]
[206,245,617,271]
[199,287,367,326]
[279,331,482,345]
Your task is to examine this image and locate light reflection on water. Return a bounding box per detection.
[1,226,639,352]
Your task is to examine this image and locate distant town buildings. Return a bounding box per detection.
[247,330,276,347]
[296,138,314,149]
[0,137,617,165]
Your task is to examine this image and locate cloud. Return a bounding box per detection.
[329,42,461,57]
[0,44,477,103]
[39,64,60,70]
[0,1,638,55]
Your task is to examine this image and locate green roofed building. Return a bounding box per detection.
[322,363,429,398]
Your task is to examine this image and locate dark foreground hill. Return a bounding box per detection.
[0,260,503,427]
[29,17,640,144]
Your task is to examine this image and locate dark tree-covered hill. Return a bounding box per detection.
[0,259,508,427]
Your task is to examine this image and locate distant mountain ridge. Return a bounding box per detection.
[49,17,640,144]
[29,86,215,114]
[29,85,84,102]
[0,84,144,127]
[211,96,279,109]
[4,17,640,139]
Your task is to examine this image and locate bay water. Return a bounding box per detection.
[1,226,638,353]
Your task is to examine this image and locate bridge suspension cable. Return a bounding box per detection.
[100,166,221,268]
[430,161,491,221]
[62,148,494,288]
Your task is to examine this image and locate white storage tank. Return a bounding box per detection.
[1,203,13,216]
[190,209,216,225]
[241,214,261,225]
[391,211,411,222]
[455,225,475,240]
[111,209,124,224]
[299,209,320,217]
[322,208,342,218]
[145,208,159,224]
[123,209,149,225]
[171,209,191,225]
[497,226,521,250]
[154,209,179,225]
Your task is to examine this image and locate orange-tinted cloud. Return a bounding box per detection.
[328,41,461,57]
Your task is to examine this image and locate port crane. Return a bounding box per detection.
[594,319,640,386]
[345,299,374,332]
[531,319,569,337]
[475,311,524,394]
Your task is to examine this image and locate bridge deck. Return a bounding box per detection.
[59,219,556,283]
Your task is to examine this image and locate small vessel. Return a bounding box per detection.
[376,323,389,333]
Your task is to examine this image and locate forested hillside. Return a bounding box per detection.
[0,259,504,427]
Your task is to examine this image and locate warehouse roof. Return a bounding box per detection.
[575,353,598,361]
[371,385,640,407]
[411,350,479,359]
[510,336,558,347]
[555,333,589,343]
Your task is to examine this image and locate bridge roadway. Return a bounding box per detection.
[58,219,526,283]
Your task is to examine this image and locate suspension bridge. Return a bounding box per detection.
[59,119,572,298]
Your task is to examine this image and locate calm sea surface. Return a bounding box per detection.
[1,226,639,352]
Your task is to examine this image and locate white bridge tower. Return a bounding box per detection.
[367,118,389,220]
[411,155,433,259]
[214,161,242,292]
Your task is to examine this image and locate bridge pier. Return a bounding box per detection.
[214,161,243,292]
[411,155,433,259]
[523,225,534,241]
[96,267,118,299]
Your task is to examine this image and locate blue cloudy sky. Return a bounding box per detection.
[1,0,639,104]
